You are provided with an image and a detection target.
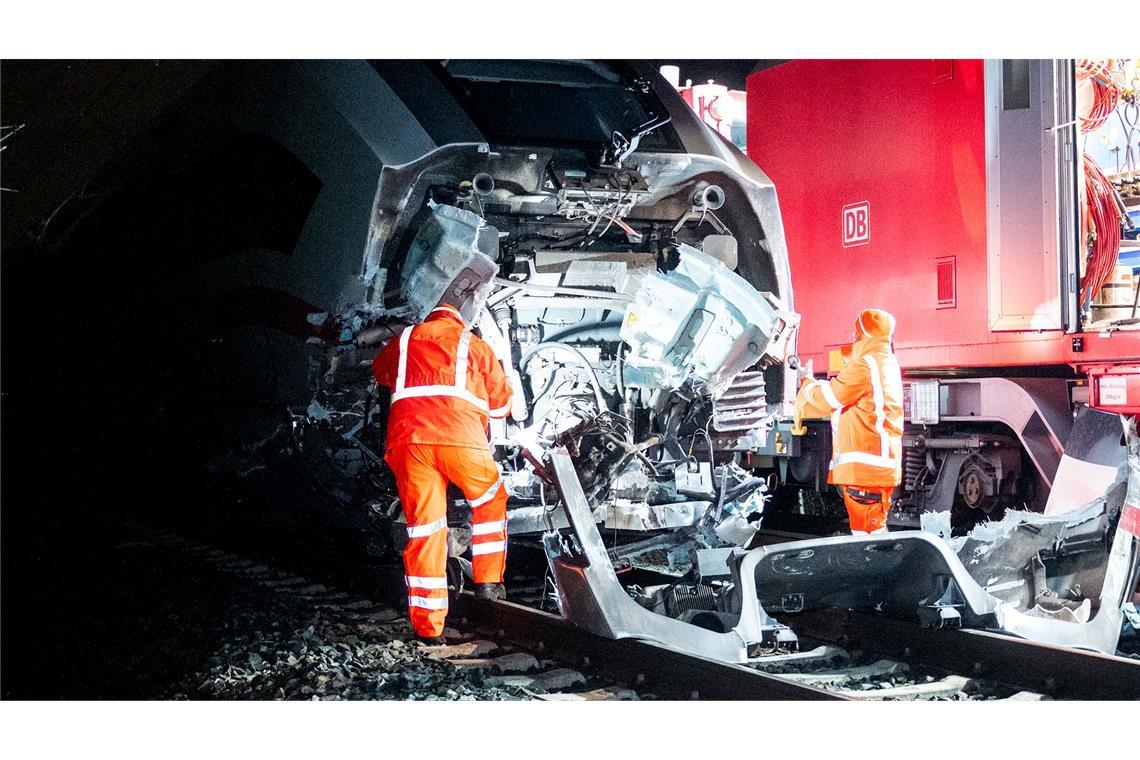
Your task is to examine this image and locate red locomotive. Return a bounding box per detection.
[745,59,1139,527]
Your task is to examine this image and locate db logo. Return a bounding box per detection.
[842,202,870,247]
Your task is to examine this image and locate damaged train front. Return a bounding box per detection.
[311,135,801,638]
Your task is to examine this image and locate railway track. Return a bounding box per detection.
[456,595,1140,701]
[109,515,1140,701]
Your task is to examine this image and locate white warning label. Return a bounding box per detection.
[1099,375,1128,406]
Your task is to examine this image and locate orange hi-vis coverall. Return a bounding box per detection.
[795,309,904,534]
[372,304,513,637]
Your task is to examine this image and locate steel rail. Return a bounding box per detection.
[790,608,1140,700]
[453,595,845,700]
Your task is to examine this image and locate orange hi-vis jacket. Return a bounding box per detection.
[372,305,513,449]
[795,309,904,489]
[372,304,513,638]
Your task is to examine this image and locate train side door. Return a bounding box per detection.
[985,59,1081,332]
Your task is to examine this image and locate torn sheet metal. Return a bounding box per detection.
[544,449,795,662]
[742,416,1140,655]
[743,532,1000,628]
[992,417,1140,653]
[602,500,708,531]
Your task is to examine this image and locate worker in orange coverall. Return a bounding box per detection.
[794,308,903,534]
[372,302,513,644]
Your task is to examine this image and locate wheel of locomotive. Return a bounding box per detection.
[959,467,996,513]
[950,461,1005,537]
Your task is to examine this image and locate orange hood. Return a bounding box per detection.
[853,308,896,354]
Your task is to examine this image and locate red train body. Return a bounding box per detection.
[745,59,1138,412]
[740,59,1138,524]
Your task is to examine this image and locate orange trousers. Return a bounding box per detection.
[840,485,892,534]
[385,443,508,637]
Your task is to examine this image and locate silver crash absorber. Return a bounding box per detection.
[712,371,768,433]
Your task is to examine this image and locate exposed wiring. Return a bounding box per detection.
[1081,153,1123,307]
[591,185,627,243]
[520,341,610,413]
[1077,59,1122,132]
[609,215,643,241]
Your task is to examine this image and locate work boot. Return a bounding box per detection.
[415,633,447,646]
[473,583,506,601]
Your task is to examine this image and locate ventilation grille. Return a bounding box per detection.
[712,371,767,432]
[936,256,957,309]
[933,60,955,84]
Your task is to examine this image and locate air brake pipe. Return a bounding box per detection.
[693,184,725,210]
[472,173,495,197]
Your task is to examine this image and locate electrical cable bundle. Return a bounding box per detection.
[1080,153,1123,305]
[1077,59,1122,132]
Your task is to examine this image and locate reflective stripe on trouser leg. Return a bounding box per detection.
[386,444,450,637]
[433,445,509,585]
[841,486,892,534]
[469,481,508,583]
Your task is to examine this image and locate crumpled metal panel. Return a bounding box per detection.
[743,417,1140,654]
[748,532,1001,627]
[358,143,801,408]
[544,449,795,662]
[994,417,1140,654]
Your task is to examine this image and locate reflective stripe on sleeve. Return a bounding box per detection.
[488,400,512,419]
[406,516,448,539]
[405,575,448,590]
[469,479,502,508]
[471,519,507,536]
[407,596,448,610]
[817,380,843,411]
[471,540,506,556]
